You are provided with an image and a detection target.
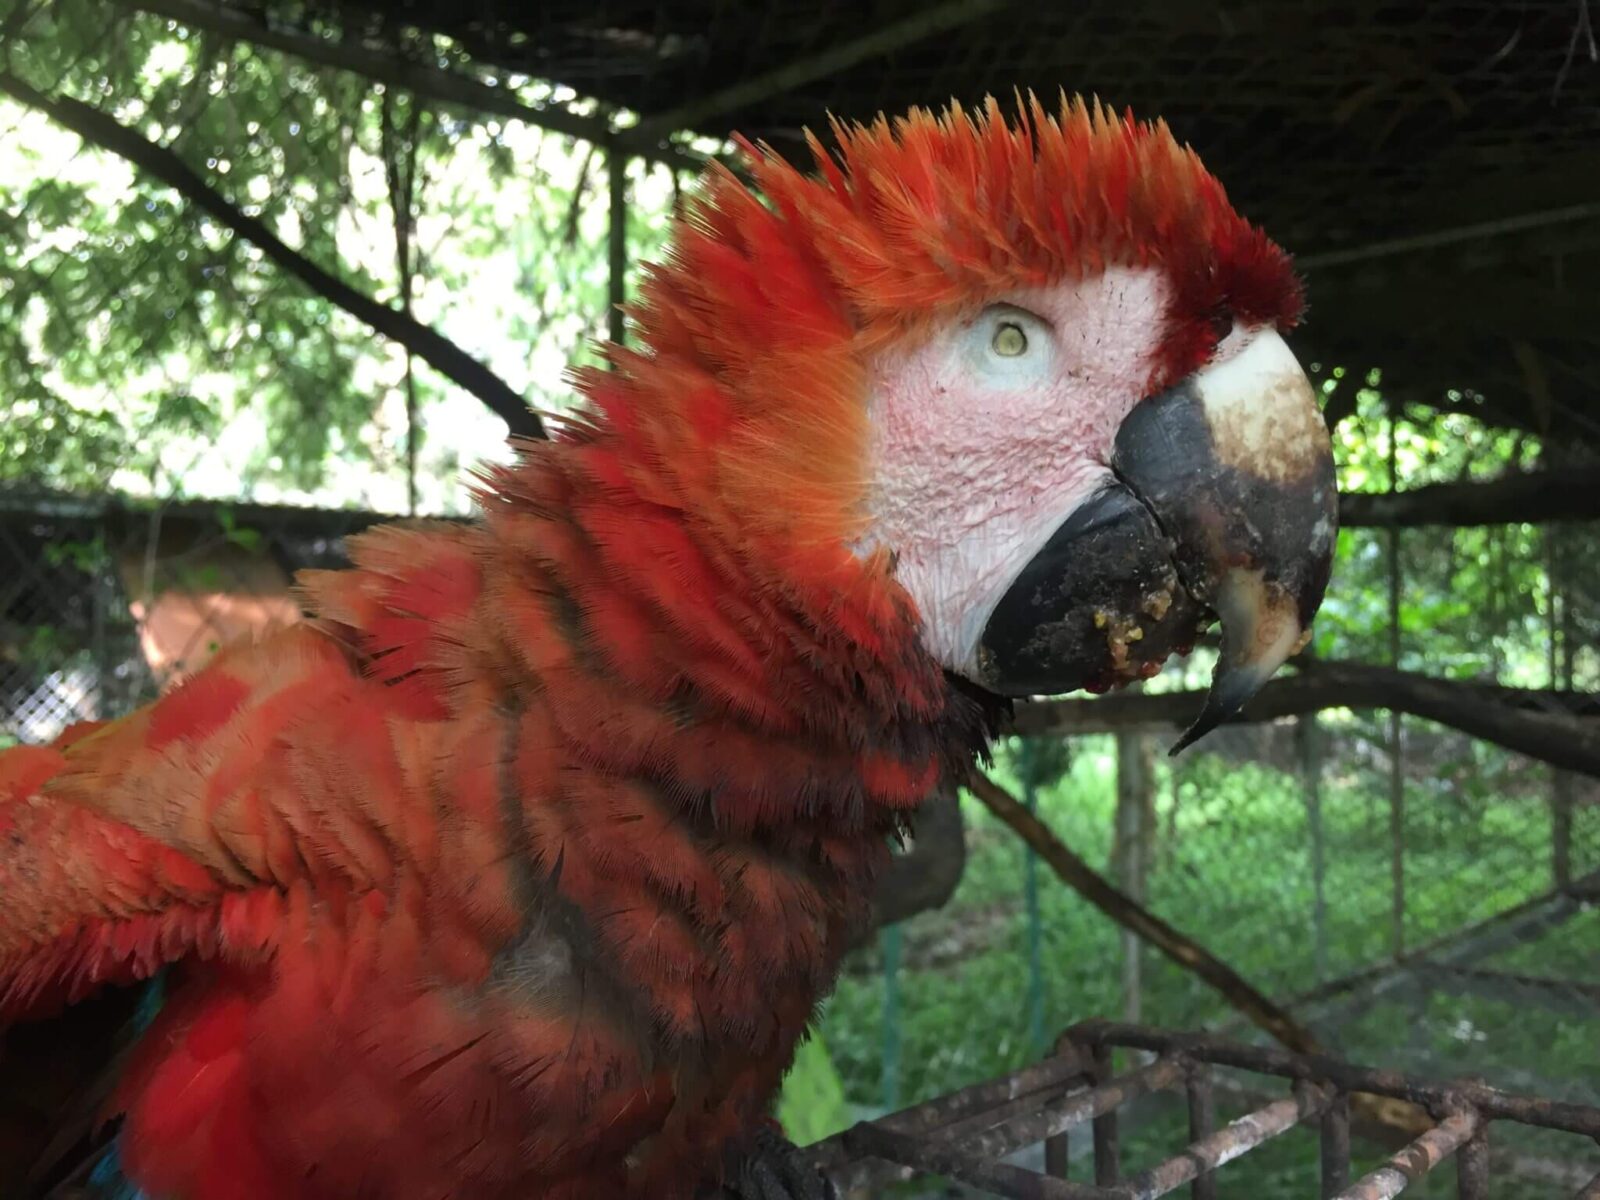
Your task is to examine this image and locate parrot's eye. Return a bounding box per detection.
[961,302,1052,382]
[991,321,1028,357]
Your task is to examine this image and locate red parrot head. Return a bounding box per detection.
[581,94,1336,748]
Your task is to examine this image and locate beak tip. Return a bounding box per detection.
[1167,673,1257,755]
[1168,613,1302,754]
[1167,689,1231,754]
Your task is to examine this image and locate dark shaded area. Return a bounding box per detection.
[0,985,141,1198]
[262,0,1600,447]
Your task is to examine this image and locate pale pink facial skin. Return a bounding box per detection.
[859,265,1194,680]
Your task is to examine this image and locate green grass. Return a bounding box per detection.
[795,736,1600,1196]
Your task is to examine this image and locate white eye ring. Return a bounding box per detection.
[991,320,1028,357]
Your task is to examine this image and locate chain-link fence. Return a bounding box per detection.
[823,502,1600,1193]
[0,493,395,745]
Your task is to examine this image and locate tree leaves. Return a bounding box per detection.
[1,4,676,508]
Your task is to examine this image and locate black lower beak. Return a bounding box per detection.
[975,482,1210,699]
[976,330,1338,751]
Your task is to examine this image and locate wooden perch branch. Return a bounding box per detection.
[130,0,709,175]
[967,770,1431,1140]
[0,70,546,441]
[1339,465,1600,527]
[966,770,1321,1055]
[1017,662,1600,778]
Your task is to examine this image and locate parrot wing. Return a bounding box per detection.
[0,523,486,1194]
[0,619,425,1024]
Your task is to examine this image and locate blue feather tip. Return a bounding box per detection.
[81,972,166,1200]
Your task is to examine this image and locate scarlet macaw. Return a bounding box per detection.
[0,95,1335,1199]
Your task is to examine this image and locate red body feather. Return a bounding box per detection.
[0,95,1294,1199]
[3,494,984,1198]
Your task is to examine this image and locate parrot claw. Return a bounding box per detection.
[709,1125,841,1200]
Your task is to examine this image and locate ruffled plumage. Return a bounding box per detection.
[0,93,1290,1199]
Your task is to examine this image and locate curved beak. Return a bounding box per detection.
[976,329,1338,752]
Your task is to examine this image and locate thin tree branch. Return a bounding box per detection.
[1016,662,1600,777]
[0,69,545,440]
[562,142,598,249]
[1339,465,1600,527]
[966,770,1322,1054]
[126,0,710,175]
[966,770,1432,1140]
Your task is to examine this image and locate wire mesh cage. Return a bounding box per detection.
[0,495,399,747]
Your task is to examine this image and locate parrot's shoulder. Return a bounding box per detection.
[297,518,501,719]
[0,618,439,1010]
[297,518,487,633]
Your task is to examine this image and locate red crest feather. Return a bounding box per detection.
[593,93,1300,566]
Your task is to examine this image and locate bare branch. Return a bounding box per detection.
[127,0,709,175]
[1339,466,1600,527]
[966,770,1322,1054]
[0,69,545,440]
[1016,662,1600,777]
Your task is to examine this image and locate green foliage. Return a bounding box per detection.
[1306,386,1592,688]
[817,732,1597,1197]
[215,506,263,552]
[0,2,682,509]
[774,1034,852,1147]
[40,533,107,573]
[14,623,79,670]
[3,2,371,491]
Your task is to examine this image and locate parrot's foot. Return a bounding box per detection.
[710,1124,840,1200]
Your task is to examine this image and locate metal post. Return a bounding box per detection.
[1553,767,1575,890]
[1320,1090,1351,1198]
[1186,1064,1218,1200]
[1387,404,1405,958]
[1021,741,1046,1059]
[1090,1042,1120,1184]
[1298,714,1330,981]
[881,922,902,1112]
[1114,731,1151,1022]
[1456,1123,1488,1200]
[606,138,628,351]
[90,536,108,720]
[1043,1124,1070,1180]
[1549,525,1574,890]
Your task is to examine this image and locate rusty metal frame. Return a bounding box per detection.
[811,1020,1600,1199]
